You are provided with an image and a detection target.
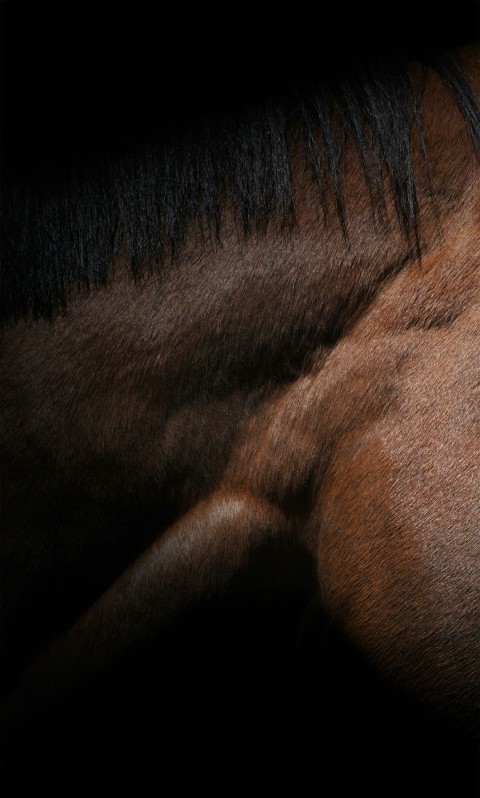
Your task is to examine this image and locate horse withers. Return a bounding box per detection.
[1,36,479,792]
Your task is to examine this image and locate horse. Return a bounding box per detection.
[1,10,479,793]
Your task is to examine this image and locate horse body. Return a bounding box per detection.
[1,44,479,786]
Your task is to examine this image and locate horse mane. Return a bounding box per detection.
[1,46,479,322]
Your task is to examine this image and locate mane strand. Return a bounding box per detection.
[1,47,479,322]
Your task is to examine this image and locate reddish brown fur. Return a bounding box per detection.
[1,51,479,740]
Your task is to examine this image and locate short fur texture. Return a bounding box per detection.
[2,48,479,320]
[1,34,479,796]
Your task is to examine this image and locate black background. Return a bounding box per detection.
[2,1,479,163]
[1,2,479,795]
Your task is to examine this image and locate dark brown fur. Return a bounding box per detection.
[1,49,479,787]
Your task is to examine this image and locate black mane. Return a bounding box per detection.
[1,9,479,320]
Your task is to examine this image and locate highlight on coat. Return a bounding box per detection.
[1,8,479,794]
